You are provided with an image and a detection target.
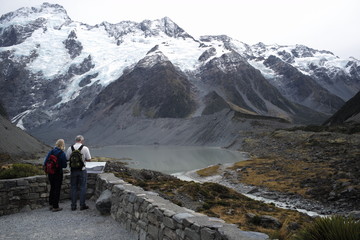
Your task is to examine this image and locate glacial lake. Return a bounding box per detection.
[91,145,248,174]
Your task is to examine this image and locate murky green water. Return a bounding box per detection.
[91,145,248,174]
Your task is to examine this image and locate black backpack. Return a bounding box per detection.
[45,151,62,174]
[69,145,84,170]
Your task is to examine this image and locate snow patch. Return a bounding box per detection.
[25,27,70,78]
[248,60,277,79]
[11,110,32,130]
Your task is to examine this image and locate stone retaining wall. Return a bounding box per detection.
[0,173,268,239]
[0,173,96,216]
[95,173,268,240]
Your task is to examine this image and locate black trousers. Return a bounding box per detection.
[48,172,63,208]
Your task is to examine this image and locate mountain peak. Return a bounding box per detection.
[136,49,170,68]
[99,16,193,41]
[200,35,232,43]
[139,17,192,39]
[0,2,70,25]
[0,2,71,47]
[39,2,68,13]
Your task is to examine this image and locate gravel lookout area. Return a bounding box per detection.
[0,200,136,240]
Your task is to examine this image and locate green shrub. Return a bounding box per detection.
[251,215,262,225]
[137,180,147,188]
[0,163,44,179]
[293,215,360,240]
[202,202,212,210]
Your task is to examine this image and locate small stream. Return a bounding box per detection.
[174,168,336,217]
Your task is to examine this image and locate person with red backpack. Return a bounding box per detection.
[43,139,67,212]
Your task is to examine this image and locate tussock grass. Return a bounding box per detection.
[293,215,360,240]
[0,163,44,179]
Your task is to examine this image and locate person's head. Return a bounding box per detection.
[55,139,65,150]
[75,135,84,143]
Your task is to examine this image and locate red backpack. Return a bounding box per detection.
[45,151,62,174]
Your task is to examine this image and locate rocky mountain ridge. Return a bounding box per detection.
[0,3,359,145]
[323,90,360,125]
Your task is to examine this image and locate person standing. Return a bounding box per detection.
[66,135,91,211]
[44,139,67,212]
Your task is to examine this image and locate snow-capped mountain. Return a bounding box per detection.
[0,3,359,145]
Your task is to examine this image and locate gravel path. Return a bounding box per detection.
[0,200,137,240]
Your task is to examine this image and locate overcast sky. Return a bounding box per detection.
[1,0,359,59]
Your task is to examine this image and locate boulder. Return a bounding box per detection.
[287,222,300,231]
[246,213,282,229]
[259,215,282,229]
[348,211,360,220]
[96,189,112,215]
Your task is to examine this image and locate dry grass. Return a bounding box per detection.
[237,128,360,205]
[91,156,131,163]
[0,153,12,165]
[209,204,310,239]
[229,157,333,197]
[196,164,220,177]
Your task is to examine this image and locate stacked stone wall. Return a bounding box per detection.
[96,173,268,240]
[0,173,96,216]
[0,172,268,239]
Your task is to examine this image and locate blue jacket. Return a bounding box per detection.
[44,147,67,173]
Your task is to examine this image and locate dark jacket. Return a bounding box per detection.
[43,147,67,173]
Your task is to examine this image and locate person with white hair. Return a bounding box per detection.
[66,135,91,211]
[43,139,67,212]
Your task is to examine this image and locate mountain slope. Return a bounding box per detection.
[197,51,327,123]
[262,55,344,114]
[245,43,360,101]
[0,100,7,118]
[86,51,196,119]
[0,3,359,145]
[323,91,360,125]
[0,103,49,163]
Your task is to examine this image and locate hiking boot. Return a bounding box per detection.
[80,205,89,210]
[52,207,63,212]
[49,206,53,211]
[71,207,76,211]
